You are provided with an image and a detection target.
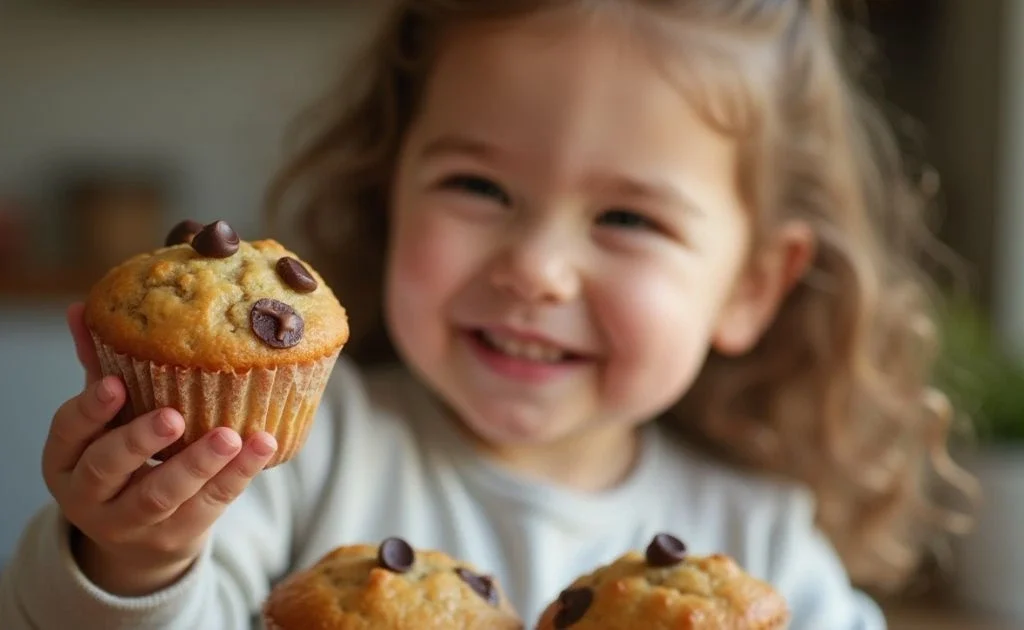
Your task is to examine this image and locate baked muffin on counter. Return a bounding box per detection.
[536,533,789,630]
[263,537,524,629]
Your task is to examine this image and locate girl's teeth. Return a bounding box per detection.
[483,331,565,362]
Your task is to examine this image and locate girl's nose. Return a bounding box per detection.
[488,228,581,305]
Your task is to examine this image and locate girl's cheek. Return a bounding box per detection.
[389,206,483,305]
[591,262,713,407]
[592,260,686,355]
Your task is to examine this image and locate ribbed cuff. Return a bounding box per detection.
[7,503,213,630]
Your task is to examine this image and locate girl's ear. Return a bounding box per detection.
[712,221,816,356]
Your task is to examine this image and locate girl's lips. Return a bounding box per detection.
[463,329,588,384]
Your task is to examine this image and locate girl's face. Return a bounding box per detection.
[385,11,803,457]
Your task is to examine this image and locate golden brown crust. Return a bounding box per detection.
[84,239,348,371]
[263,543,524,630]
[535,548,789,630]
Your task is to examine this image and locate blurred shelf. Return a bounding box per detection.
[0,268,99,303]
[886,606,1014,630]
[884,598,1017,630]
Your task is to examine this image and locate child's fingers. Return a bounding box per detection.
[168,432,277,532]
[43,376,126,479]
[118,428,242,527]
[66,303,103,385]
[70,408,185,503]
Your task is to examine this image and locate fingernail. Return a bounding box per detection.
[154,411,182,438]
[251,434,277,457]
[212,430,241,456]
[96,379,115,403]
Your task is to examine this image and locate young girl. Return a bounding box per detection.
[0,0,975,628]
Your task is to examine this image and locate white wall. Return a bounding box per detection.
[928,0,1003,305]
[0,306,84,569]
[0,3,376,567]
[994,0,1024,356]
[0,4,375,243]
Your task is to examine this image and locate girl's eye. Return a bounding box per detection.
[440,174,511,205]
[596,209,657,231]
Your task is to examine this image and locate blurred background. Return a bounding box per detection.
[1,0,1022,627]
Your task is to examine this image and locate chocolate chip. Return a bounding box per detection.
[645,533,687,568]
[377,537,415,573]
[165,219,204,247]
[275,257,318,293]
[191,220,240,258]
[249,298,304,348]
[455,568,498,606]
[553,588,593,629]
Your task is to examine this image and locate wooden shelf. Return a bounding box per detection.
[885,604,1015,630]
[0,268,100,303]
[882,590,1018,630]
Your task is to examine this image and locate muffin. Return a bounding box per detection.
[84,218,348,467]
[536,533,789,630]
[262,537,524,629]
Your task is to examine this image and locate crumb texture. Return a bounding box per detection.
[263,544,524,630]
[535,551,790,630]
[85,239,348,371]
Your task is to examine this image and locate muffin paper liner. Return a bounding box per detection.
[91,332,339,468]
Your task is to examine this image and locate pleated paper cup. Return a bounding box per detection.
[91,332,338,468]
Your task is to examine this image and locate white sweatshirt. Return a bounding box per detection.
[0,358,887,629]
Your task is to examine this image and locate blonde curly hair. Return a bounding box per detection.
[266,0,978,594]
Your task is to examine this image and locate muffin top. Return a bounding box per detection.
[262,538,524,630]
[536,534,789,630]
[84,219,348,371]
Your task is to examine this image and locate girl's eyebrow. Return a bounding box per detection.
[418,133,498,162]
[591,174,704,216]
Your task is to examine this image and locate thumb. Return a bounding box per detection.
[67,302,103,385]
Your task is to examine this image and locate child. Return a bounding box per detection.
[0,0,975,628]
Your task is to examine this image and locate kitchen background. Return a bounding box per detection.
[0,0,375,560]
[1,0,1022,627]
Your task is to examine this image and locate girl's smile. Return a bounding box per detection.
[462,325,595,385]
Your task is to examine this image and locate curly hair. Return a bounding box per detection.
[265,0,978,594]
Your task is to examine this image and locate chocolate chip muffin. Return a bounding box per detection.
[536,534,790,630]
[84,218,348,467]
[262,537,524,629]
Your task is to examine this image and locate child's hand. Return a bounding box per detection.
[41,303,278,596]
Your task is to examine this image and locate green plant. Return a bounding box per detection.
[933,296,1024,444]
